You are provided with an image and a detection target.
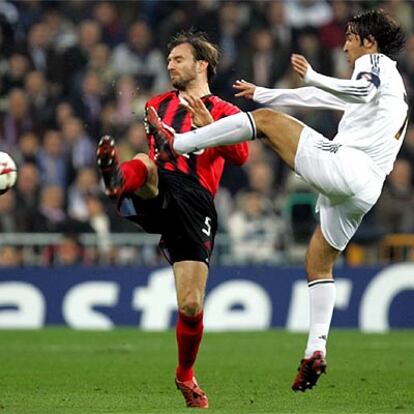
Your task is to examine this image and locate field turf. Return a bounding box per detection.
[0,329,413,414]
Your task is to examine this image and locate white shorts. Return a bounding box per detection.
[294,127,385,251]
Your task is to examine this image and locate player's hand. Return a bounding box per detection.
[233,80,256,100]
[182,95,214,128]
[291,54,311,79]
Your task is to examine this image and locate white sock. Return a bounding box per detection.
[173,112,256,154]
[304,279,336,358]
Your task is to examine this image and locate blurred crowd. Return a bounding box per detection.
[0,0,413,267]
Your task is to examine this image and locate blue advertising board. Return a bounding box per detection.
[0,264,413,331]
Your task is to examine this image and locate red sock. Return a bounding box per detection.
[120,159,148,193]
[176,310,204,382]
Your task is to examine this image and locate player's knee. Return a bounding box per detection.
[305,255,332,279]
[179,296,203,316]
[132,153,159,198]
[133,153,156,175]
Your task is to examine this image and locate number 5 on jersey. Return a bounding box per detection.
[202,217,211,236]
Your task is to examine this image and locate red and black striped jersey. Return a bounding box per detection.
[145,90,249,196]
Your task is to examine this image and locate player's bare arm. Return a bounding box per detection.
[233,80,256,99]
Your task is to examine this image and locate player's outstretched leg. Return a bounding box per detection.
[96,135,125,200]
[145,106,178,161]
[292,351,327,392]
[175,377,209,408]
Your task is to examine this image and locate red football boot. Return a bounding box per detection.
[144,106,179,162]
[96,135,125,200]
[292,351,327,392]
[175,377,209,408]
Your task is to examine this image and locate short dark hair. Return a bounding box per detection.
[346,9,405,58]
[167,30,220,83]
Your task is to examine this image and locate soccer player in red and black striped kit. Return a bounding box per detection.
[97,31,249,408]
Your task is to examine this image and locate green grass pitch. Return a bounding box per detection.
[0,329,413,413]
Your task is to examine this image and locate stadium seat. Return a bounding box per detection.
[379,233,414,262]
[283,191,318,244]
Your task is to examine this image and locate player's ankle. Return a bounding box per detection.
[176,366,194,382]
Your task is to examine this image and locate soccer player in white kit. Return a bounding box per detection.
[146,9,408,392]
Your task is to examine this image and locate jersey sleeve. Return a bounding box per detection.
[213,100,249,165]
[253,86,346,111]
[304,54,381,104]
[215,139,249,165]
[144,101,157,160]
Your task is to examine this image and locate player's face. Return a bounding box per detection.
[343,31,365,65]
[167,43,199,90]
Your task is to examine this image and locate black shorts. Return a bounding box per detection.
[117,170,217,265]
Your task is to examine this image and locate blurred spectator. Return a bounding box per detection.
[68,167,101,221]
[111,20,169,93]
[52,233,86,266]
[285,0,333,30]
[265,1,292,49]
[24,22,57,74]
[294,105,339,139]
[246,160,279,201]
[59,20,102,96]
[37,129,68,189]
[32,184,68,232]
[16,131,39,164]
[0,4,17,57]
[381,0,414,33]
[61,117,95,170]
[24,70,56,132]
[214,186,235,232]
[85,194,113,259]
[71,70,106,137]
[114,75,140,127]
[246,140,271,164]
[0,88,33,152]
[117,121,149,161]
[0,189,27,232]
[319,1,351,51]
[1,53,31,94]
[98,100,118,137]
[59,1,91,23]
[14,0,43,33]
[87,43,115,88]
[399,33,414,121]
[42,7,76,52]
[92,1,125,47]
[54,101,75,130]
[399,123,414,179]
[216,2,245,73]
[32,184,90,233]
[0,245,23,267]
[228,191,286,263]
[14,162,40,231]
[374,159,414,234]
[157,3,193,51]
[238,27,286,89]
[296,27,332,74]
[319,0,351,76]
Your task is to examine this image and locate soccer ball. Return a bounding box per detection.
[0,151,18,195]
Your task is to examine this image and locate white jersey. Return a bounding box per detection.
[253,53,409,176]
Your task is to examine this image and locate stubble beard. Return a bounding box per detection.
[172,78,189,91]
[171,70,197,91]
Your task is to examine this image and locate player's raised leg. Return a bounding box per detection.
[96,135,158,200]
[173,260,209,408]
[147,106,304,170]
[251,109,304,168]
[292,225,340,392]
